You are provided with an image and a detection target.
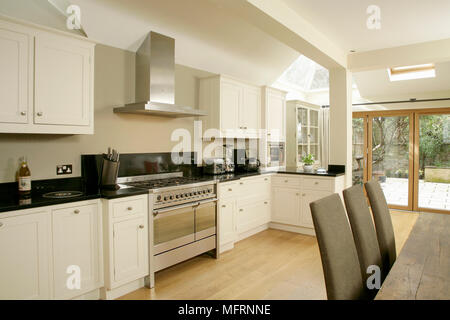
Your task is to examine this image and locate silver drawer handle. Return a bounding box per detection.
[221,205,226,208]
[21,111,26,116]
[228,188,232,192]
[139,225,144,229]
[36,112,43,116]
[74,209,80,214]
[127,207,133,211]
[264,201,268,204]
[239,209,243,212]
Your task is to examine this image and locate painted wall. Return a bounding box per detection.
[0,44,214,183]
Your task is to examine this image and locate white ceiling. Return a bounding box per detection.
[283,0,450,53]
[66,0,299,86]
[354,62,450,98]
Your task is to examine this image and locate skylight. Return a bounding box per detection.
[387,64,436,81]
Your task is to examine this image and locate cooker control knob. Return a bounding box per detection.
[169,195,173,200]
[185,193,189,197]
[180,194,184,198]
[157,195,162,201]
[163,196,168,201]
[176,194,180,199]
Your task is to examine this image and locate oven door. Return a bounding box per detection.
[195,199,217,241]
[153,203,196,255]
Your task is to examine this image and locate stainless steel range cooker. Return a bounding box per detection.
[118,172,218,283]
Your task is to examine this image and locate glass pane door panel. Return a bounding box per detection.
[310,110,319,126]
[298,145,306,163]
[310,145,319,161]
[309,127,318,144]
[371,116,410,206]
[418,114,450,211]
[352,118,365,185]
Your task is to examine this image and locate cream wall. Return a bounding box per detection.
[0,44,214,183]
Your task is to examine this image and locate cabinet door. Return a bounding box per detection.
[34,33,91,126]
[113,216,148,283]
[52,204,101,299]
[0,210,51,300]
[218,198,236,246]
[300,190,331,228]
[267,92,285,141]
[236,198,270,233]
[0,28,31,124]
[220,80,241,133]
[272,187,300,225]
[241,86,260,135]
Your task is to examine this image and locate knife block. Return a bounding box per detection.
[101,157,120,190]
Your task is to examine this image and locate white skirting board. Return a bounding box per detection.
[100,278,146,300]
[269,222,316,236]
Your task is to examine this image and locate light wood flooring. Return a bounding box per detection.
[119,210,419,300]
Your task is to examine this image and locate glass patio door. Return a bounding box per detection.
[369,114,414,210]
[414,112,450,212]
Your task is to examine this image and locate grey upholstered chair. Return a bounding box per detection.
[364,179,396,276]
[310,193,366,300]
[343,185,383,298]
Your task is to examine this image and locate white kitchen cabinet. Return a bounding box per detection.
[199,75,261,138]
[0,16,95,134]
[112,216,148,283]
[271,187,301,226]
[218,198,236,249]
[0,26,32,124]
[299,190,331,228]
[262,87,287,142]
[236,197,271,234]
[52,203,103,300]
[35,33,92,127]
[0,209,52,300]
[101,195,149,298]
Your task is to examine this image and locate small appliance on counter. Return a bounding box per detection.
[101,147,120,190]
[203,158,225,175]
[223,144,235,173]
[234,149,261,173]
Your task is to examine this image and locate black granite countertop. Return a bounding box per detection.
[101,186,149,199]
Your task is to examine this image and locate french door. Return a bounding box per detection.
[353,108,450,213]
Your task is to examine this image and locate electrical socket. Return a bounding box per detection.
[56,164,73,175]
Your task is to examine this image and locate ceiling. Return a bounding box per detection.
[283,0,450,53]
[354,62,450,98]
[65,0,299,86]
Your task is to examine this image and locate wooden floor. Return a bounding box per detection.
[119,210,419,300]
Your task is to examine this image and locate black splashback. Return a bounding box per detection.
[82,153,200,187]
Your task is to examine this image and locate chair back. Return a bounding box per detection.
[364,179,396,274]
[310,193,366,300]
[343,185,383,298]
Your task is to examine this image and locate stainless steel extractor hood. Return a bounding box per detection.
[113,32,207,118]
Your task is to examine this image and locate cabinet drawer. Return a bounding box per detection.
[272,175,301,187]
[218,182,239,198]
[112,198,145,219]
[238,176,271,197]
[302,177,333,191]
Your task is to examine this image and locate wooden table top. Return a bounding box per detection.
[376,212,450,300]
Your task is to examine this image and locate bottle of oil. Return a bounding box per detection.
[18,156,31,196]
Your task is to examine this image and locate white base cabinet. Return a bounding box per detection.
[101,195,149,299]
[0,199,103,300]
[0,209,52,300]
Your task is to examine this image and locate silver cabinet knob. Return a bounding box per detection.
[127,207,133,211]
[264,178,268,181]
[240,182,244,185]
[296,193,300,196]
[36,112,43,116]
[0,222,3,227]
[20,111,26,116]
[221,205,226,208]
[228,188,232,192]
[302,194,306,197]
[74,209,80,214]
[264,201,268,204]
[285,180,289,183]
[315,182,319,185]
[139,225,144,229]
[239,209,243,212]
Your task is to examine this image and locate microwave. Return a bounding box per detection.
[267,142,285,167]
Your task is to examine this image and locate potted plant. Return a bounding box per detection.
[302,154,315,172]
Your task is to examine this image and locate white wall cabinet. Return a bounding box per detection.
[262,87,287,142]
[0,17,95,134]
[101,195,149,299]
[52,203,103,300]
[0,209,52,300]
[199,75,261,138]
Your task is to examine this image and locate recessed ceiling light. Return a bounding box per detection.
[387,63,435,81]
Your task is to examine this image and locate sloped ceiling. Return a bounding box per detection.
[353,62,450,98]
[65,0,299,86]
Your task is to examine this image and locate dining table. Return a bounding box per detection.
[376,212,450,300]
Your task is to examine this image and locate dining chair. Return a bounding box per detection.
[310,193,366,300]
[364,179,397,276]
[343,185,383,298]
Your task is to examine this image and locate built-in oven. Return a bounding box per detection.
[267,142,285,167]
[153,198,217,255]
